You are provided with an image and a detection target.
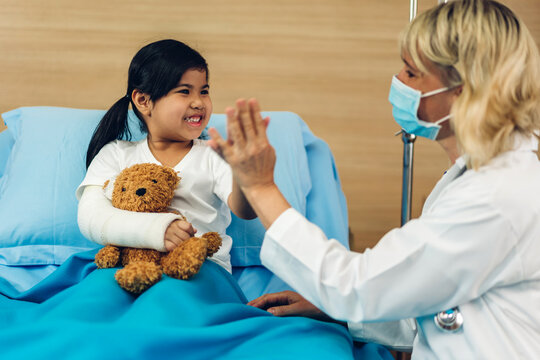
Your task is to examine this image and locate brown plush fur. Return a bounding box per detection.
[94,163,222,294]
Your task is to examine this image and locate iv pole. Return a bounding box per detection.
[397,5,450,360]
[399,0,418,227]
[400,0,447,227]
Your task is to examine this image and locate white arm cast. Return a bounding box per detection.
[77,185,182,252]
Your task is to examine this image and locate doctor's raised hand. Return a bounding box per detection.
[208,98,291,229]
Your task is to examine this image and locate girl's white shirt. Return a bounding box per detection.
[260,133,540,358]
[77,138,233,273]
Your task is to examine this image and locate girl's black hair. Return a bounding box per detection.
[86,39,208,168]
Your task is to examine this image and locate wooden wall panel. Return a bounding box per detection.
[0,0,538,251]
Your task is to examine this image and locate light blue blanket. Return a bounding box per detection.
[0,249,392,359]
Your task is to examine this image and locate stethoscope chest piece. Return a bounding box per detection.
[434,307,463,332]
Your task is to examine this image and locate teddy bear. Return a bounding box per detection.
[94,163,222,294]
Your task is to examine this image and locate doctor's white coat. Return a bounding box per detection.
[260,135,540,359]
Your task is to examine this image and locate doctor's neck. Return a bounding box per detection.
[437,135,460,165]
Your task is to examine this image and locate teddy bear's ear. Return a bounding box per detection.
[103,177,116,200]
[163,167,180,187]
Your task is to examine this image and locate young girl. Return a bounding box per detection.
[77,39,255,273]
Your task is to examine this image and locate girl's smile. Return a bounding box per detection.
[184,114,205,127]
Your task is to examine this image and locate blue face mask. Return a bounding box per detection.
[389,75,452,140]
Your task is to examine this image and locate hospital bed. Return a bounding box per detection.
[0,107,392,359]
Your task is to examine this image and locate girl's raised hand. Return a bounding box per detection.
[208,98,274,192]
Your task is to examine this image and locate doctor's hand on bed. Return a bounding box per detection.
[164,220,197,251]
[248,290,346,326]
[208,98,291,229]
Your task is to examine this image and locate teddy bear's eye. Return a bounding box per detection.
[122,188,126,192]
[152,179,157,183]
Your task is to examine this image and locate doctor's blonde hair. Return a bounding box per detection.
[400,0,540,169]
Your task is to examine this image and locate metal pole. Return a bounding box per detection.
[409,0,418,21]
[400,132,416,226]
[400,0,419,226]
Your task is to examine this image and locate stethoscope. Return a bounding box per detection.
[434,307,464,332]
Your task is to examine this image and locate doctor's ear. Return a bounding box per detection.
[450,85,463,102]
[132,89,153,117]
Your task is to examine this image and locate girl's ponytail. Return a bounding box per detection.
[86,96,132,168]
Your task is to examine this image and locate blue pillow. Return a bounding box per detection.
[0,107,313,269]
[0,107,143,266]
[0,128,14,178]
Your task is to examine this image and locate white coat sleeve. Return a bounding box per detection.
[78,185,183,252]
[260,203,520,324]
[347,319,416,351]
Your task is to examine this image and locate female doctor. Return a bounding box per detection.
[208,0,540,358]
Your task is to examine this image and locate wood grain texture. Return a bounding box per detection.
[0,0,538,251]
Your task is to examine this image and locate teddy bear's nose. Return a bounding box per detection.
[136,188,146,196]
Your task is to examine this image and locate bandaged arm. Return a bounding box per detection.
[78,185,183,252]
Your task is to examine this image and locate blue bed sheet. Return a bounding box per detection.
[0,249,392,359]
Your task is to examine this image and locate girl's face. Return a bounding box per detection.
[145,68,212,143]
[397,52,457,140]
